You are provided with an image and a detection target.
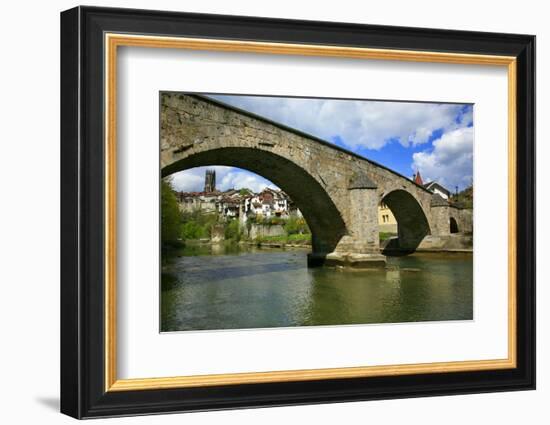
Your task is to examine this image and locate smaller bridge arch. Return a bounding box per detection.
[450,216,459,233]
[380,189,431,255]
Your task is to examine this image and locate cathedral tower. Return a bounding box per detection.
[204,169,216,192]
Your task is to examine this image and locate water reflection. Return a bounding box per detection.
[161,243,473,332]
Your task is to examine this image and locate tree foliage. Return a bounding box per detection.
[161,178,182,246]
[451,185,473,209]
[283,217,310,235]
[239,188,252,196]
[224,219,242,241]
[180,210,218,240]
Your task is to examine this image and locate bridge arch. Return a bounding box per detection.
[162,147,348,254]
[379,189,431,255]
[450,216,459,233]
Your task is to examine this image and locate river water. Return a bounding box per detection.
[161,243,473,332]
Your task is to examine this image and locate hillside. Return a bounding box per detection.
[450,185,473,209]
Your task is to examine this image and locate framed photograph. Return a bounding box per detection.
[60,6,535,419]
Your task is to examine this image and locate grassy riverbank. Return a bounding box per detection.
[379,232,398,241]
[252,233,311,246]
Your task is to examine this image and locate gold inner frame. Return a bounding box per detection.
[104,33,518,392]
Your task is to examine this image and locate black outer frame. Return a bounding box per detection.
[60,6,536,419]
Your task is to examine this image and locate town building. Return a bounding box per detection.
[177,191,219,214]
[243,188,289,218]
[412,170,452,199]
[378,201,398,233]
[423,181,451,200]
[176,170,301,221]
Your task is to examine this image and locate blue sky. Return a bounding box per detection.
[170,95,474,193]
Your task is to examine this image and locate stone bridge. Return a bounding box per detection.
[161,93,471,267]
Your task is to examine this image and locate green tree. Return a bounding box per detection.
[180,210,218,240]
[451,185,474,209]
[161,178,182,247]
[224,219,242,241]
[284,216,310,235]
[181,221,205,240]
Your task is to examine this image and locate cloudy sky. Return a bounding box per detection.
[169,94,473,193]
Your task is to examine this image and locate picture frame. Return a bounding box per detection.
[60,5,535,419]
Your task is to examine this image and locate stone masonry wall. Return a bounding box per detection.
[451,208,473,234]
[247,224,286,240]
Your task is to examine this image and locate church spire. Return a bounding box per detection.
[414,170,424,186]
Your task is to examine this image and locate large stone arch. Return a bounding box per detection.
[380,189,431,255]
[162,147,347,254]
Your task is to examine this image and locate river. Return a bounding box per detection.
[161,243,473,332]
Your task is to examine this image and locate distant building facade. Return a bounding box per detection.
[378,202,398,233]
[176,171,301,221]
[423,181,451,200]
[243,189,290,218]
[177,191,219,214]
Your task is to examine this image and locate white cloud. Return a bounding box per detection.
[169,172,203,192]
[210,95,469,150]
[168,166,278,193]
[412,127,474,191]
[219,170,277,193]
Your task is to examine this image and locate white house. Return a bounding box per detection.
[424,181,451,200]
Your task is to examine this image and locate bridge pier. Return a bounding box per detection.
[430,194,452,237]
[307,173,386,269]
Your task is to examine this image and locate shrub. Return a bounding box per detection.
[379,232,397,241]
[284,217,310,235]
[161,179,182,246]
[180,211,218,240]
[181,221,208,240]
[224,219,242,241]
